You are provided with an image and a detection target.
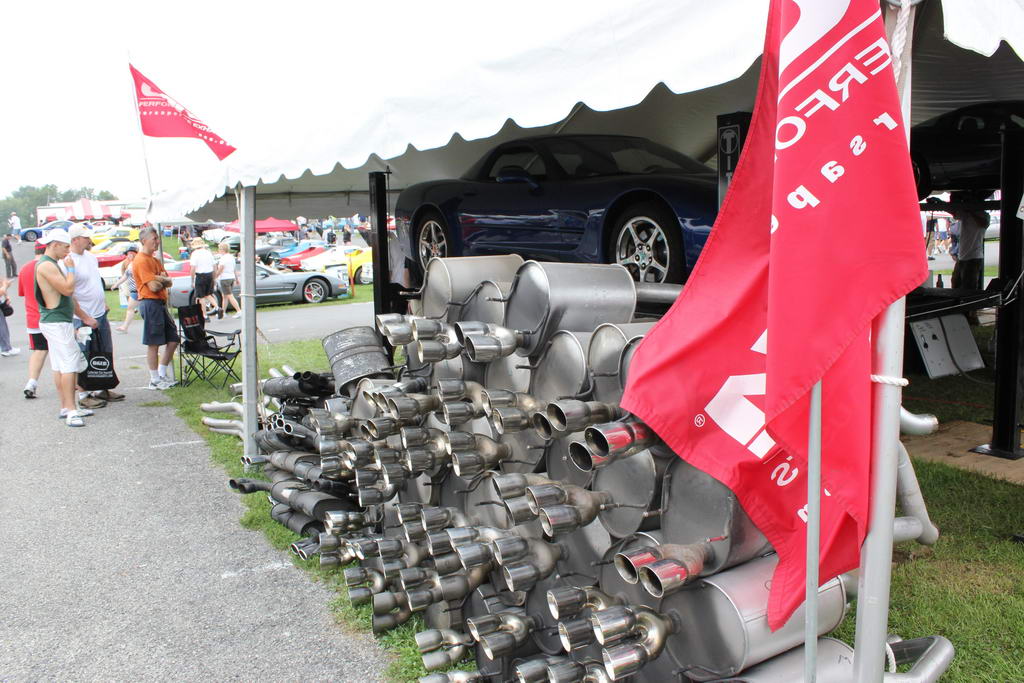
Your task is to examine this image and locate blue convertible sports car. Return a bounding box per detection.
[394,134,718,284]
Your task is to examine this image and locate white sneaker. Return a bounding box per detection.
[147,380,167,391]
[1,347,21,356]
[58,408,94,419]
[160,377,179,388]
[232,313,242,319]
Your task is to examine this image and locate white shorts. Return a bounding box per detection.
[39,321,87,374]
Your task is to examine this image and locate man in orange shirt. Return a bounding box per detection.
[133,226,179,390]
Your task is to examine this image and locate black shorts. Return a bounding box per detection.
[195,272,215,298]
[29,332,48,351]
[139,299,180,346]
[218,278,235,296]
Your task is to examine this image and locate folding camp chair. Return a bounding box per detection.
[177,303,241,388]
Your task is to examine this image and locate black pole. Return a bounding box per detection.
[369,171,391,318]
[974,129,1024,459]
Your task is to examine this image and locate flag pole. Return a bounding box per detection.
[127,59,162,262]
[804,379,822,681]
[853,2,916,680]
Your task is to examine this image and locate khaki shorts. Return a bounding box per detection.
[39,321,87,374]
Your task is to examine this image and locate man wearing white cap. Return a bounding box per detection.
[8,211,22,239]
[34,230,90,427]
[69,224,124,407]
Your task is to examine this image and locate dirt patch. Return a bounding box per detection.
[904,420,1024,485]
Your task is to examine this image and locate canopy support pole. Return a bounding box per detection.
[237,185,259,462]
[369,171,397,316]
[853,3,915,679]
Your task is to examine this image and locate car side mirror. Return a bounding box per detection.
[496,165,539,189]
[257,270,269,278]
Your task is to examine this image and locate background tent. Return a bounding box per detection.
[146,0,1024,222]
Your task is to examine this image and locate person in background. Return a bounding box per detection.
[341,216,352,245]
[214,242,242,319]
[34,230,90,427]
[950,190,990,292]
[69,224,123,406]
[113,244,140,333]
[0,277,19,357]
[354,213,373,247]
[189,237,220,319]
[133,226,179,390]
[17,242,48,397]
[2,234,15,277]
[8,212,22,239]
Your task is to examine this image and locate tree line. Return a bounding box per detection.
[2,185,117,228]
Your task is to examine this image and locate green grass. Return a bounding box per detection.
[932,265,999,277]
[162,332,1024,682]
[831,459,1024,682]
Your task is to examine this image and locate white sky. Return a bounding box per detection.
[2,0,702,207]
[0,1,398,202]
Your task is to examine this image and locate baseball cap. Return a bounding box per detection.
[68,224,94,240]
[125,243,140,253]
[39,230,71,245]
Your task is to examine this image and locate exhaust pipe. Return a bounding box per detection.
[499,540,563,591]
[491,472,553,500]
[344,567,388,606]
[415,628,475,671]
[388,393,443,420]
[463,325,525,362]
[468,611,539,660]
[411,337,462,364]
[900,406,939,436]
[419,671,483,683]
[545,400,622,435]
[613,541,712,592]
[584,418,658,467]
[200,401,245,416]
[514,656,570,683]
[596,606,677,680]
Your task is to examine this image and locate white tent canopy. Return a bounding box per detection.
[149,0,1024,222]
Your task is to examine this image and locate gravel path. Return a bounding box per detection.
[0,240,385,681]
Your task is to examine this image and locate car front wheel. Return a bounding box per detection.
[22,230,38,241]
[302,278,329,303]
[609,202,685,284]
[415,211,450,268]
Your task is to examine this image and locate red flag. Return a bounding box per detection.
[621,0,925,629]
[129,64,236,160]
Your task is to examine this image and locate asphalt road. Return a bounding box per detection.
[0,239,384,681]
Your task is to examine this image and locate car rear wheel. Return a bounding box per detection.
[415,211,450,268]
[302,277,329,303]
[609,201,685,284]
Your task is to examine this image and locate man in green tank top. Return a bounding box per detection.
[35,230,90,427]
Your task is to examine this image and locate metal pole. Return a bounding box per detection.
[977,128,1024,458]
[369,171,392,316]
[853,4,915,679]
[237,185,259,462]
[804,380,822,682]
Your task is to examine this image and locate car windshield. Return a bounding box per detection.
[545,137,711,179]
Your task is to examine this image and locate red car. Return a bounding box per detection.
[96,250,174,268]
[278,246,327,271]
